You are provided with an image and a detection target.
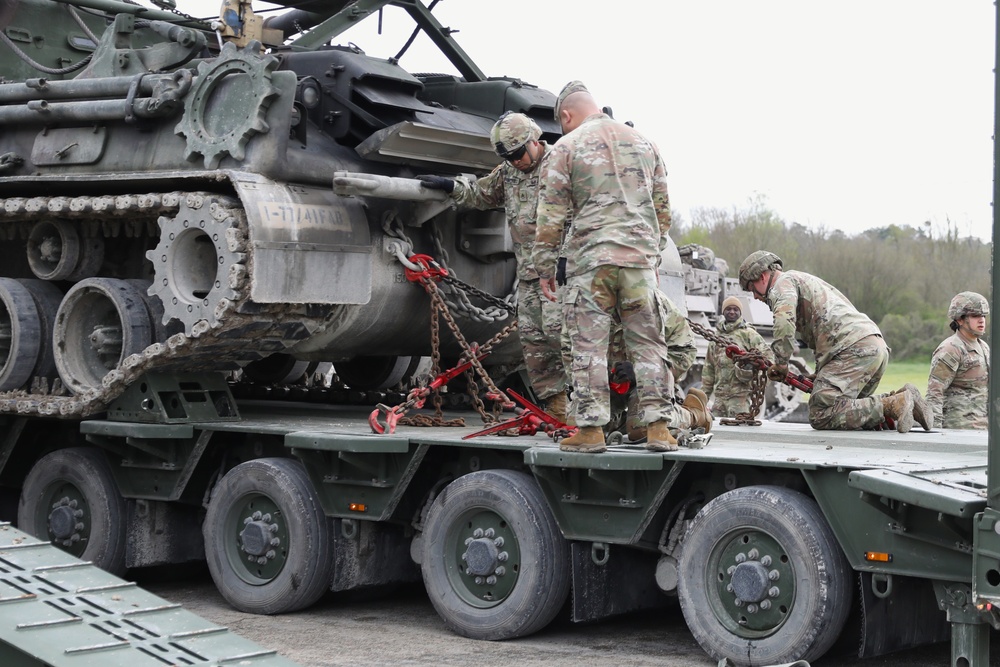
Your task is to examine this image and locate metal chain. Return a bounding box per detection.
[430,220,515,323]
[686,318,768,426]
[424,276,512,422]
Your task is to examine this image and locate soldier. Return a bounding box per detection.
[617,291,701,443]
[702,296,773,418]
[418,112,569,422]
[926,292,990,429]
[532,81,711,454]
[738,250,931,433]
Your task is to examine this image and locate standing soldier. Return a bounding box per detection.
[926,292,990,429]
[738,250,931,433]
[702,296,773,418]
[533,81,711,454]
[619,291,702,443]
[418,112,568,422]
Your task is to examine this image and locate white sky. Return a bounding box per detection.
[176,0,996,242]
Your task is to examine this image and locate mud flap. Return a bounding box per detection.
[855,572,949,657]
[570,541,668,623]
[330,519,420,592]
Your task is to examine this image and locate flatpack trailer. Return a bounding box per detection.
[1,373,991,666]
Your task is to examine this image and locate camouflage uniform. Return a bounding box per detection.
[703,316,772,417]
[619,292,699,433]
[767,270,887,430]
[926,334,990,429]
[533,111,672,428]
[925,294,991,430]
[451,143,566,400]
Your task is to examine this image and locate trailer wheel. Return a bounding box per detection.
[677,485,851,666]
[203,458,333,615]
[18,448,127,575]
[421,469,570,640]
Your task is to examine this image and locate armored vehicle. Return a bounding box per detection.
[0,2,998,667]
[0,0,559,414]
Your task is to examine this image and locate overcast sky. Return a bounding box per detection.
[177,0,996,242]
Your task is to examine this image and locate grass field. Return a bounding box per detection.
[875,359,931,395]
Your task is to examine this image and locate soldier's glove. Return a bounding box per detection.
[611,361,636,386]
[766,363,789,382]
[556,257,568,286]
[416,175,455,194]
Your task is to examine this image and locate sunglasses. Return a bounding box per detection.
[499,144,528,163]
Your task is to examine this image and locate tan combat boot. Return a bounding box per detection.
[682,388,713,432]
[646,420,677,452]
[627,425,647,443]
[544,391,569,424]
[559,426,607,453]
[902,383,933,431]
[881,390,914,433]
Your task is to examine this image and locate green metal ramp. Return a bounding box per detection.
[0,523,301,667]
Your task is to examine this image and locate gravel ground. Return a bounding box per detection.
[141,571,980,667]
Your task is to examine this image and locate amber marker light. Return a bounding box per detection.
[348,503,367,512]
[864,551,892,563]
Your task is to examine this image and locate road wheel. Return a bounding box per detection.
[18,448,127,575]
[422,469,570,640]
[53,278,152,394]
[0,278,43,390]
[203,458,333,614]
[677,485,851,666]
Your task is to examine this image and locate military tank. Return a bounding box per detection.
[0,0,571,416]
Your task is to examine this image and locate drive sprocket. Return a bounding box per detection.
[175,41,279,169]
[146,194,247,335]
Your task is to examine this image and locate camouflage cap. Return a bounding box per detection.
[948,291,990,321]
[490,112,541,159]
[722,296,743,312]
[738,251,783,291]
[554,80,589,120]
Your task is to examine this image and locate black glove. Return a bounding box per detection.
[556,257,568,286]
[766,364,789,382]
[416,175,455,194]
[611,361,636,386]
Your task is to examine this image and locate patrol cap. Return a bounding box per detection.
[738,250,783,291]
[722,296,742,312]
[554,80,589,120]
[948,291,990,321]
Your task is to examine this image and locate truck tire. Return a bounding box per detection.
[203,457,333,615]
[421,469,570,640]
[677,485,851,666]
[18,448,127,575]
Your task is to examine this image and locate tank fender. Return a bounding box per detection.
[232,175,373,305]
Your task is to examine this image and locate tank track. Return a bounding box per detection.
[0,191,327,418]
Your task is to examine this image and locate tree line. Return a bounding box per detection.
[672,198,991,361]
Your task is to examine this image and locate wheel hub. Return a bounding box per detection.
[240,511,280,565]
[731,560,770,603]
[48,497,84,545]
[713,535,793,635]
[463,536,501,576]
[449,517,518,607]
[89,325,123,357]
